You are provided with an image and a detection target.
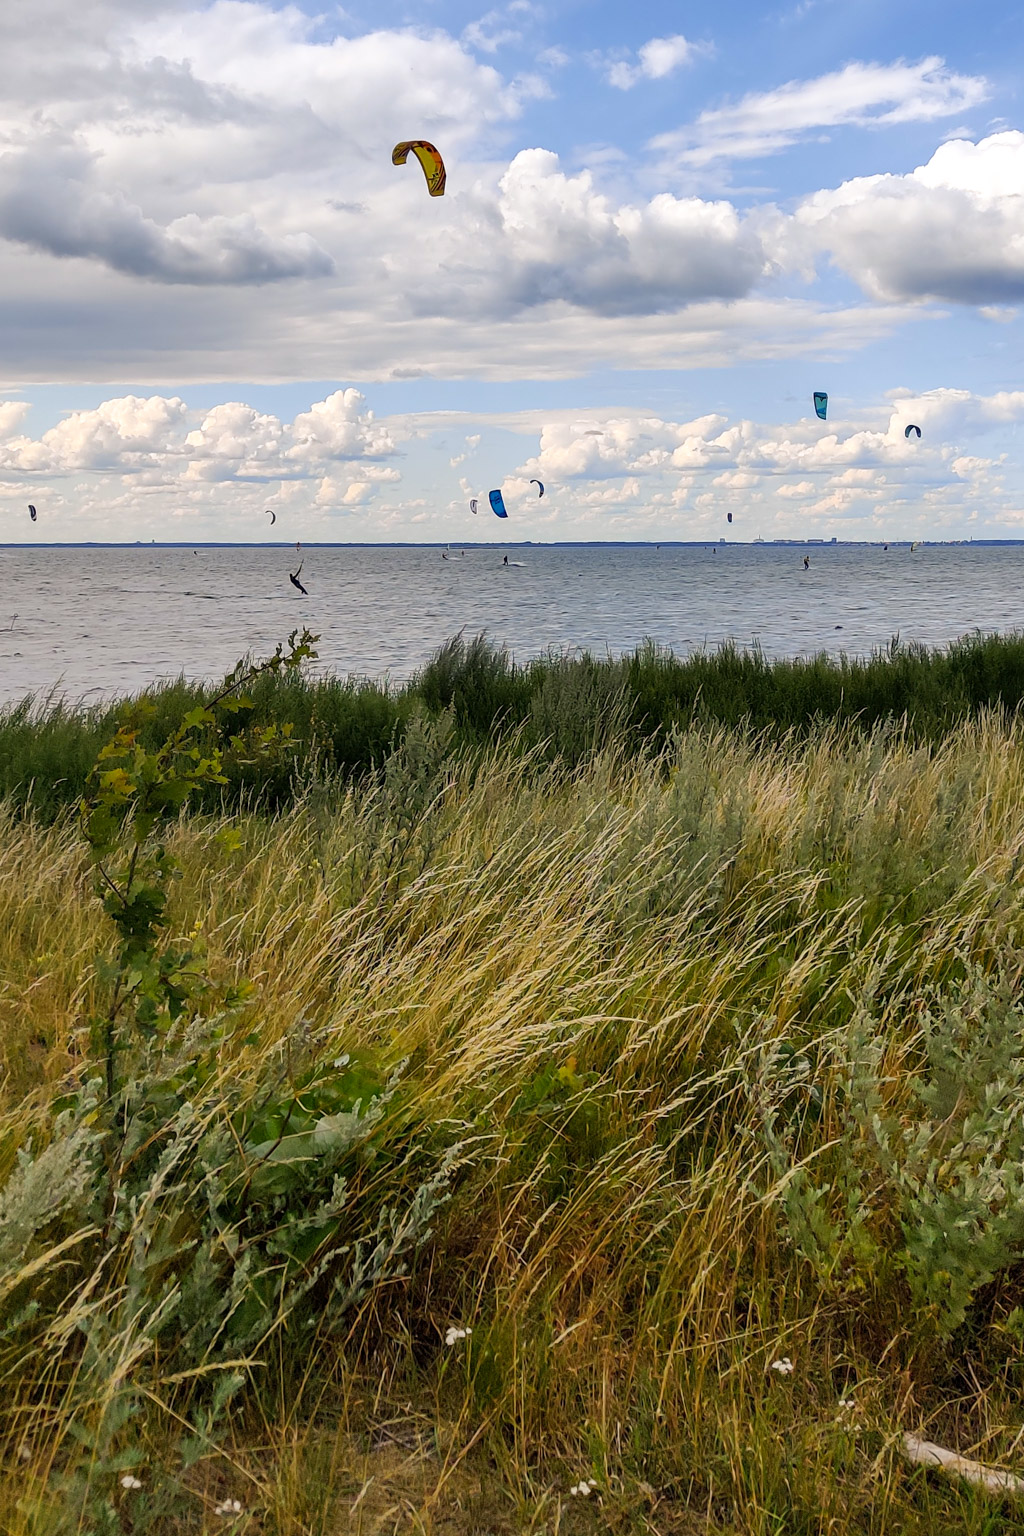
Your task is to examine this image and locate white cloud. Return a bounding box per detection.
[0,3,1007,388]
[791,131,1024,305]
[448,149,768,314]
[463,3,537,54]
[0,402,31,439]
[3,388,1024,541]
[653,57,988,167]
[287,391,396,464]
[496,388,1024,536]
[608,36,698,91]
[0,395,188,473]
[0,390,398,490]
[0,140,334,283]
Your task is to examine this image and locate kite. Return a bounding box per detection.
[489,489,508,519]
[530,479,544,498]
[905,424,922,439]
[266,509,276,525]
[392,141,446,197]
[813,392,828,421]
[470,499,478,514]
[28,505,36,522]
[727,513,733,523]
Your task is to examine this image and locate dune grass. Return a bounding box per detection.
[5,710,1024,1530]
[7,628,1024,820]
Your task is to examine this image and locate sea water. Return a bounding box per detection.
[0,542,1020,705]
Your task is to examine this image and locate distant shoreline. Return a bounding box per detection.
[1,539,1022,549]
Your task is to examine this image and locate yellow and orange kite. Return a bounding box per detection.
[392,140,446,197]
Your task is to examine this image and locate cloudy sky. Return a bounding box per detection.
[2,0,1023,542]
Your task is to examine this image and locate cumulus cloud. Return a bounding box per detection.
[4,388,1024,541]
[653,57,988,167]
[0,0,1009,386]
[792,132,1024,305]
[506,390,1024,535]
[451,149,768,314]
[0,1,524,298]
[0,141,333,284]
[607,36,699,91]
[0,402,31,438]
[287,391,396,463]
[0,395,188,473]
[0,390,398,490]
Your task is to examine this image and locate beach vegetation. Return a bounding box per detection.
[5,628,1024,819]
[4,636,1024,1527]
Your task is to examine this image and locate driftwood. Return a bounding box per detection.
[903,1432,1024,1497]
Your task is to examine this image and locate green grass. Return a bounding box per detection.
[8,628,1024,818]
[7,709,1024,1529]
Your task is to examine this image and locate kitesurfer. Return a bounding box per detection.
[289,563,308,595]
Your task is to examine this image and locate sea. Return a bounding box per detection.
[0,541,1021,706]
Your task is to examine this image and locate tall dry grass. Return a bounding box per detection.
[4,715,1024,1531]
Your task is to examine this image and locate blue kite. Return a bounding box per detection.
[489,489,508,518]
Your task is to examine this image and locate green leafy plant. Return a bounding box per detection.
[80,628,319,1102]
[1,632,463,1523]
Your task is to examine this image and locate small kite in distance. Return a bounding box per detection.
[470,499,478,514]
[266,509,276,525]
[392,141,446,196]
[489,489,508,519]
[727,513,733,523]
[28,505,36,522]
[813,392,828,421]
[905,424,922,439]
[530,479,544,498]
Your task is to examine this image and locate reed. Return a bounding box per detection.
[5,711,1024,1528]
[5,628,1024,819]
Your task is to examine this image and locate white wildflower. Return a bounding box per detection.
[838,1397,855,1411]
[214,1499,243,1516]
[120,1474,144,1490]
[17,1441,31,1462]
[444,1325,473,1346]
[770,1357,794,1375]
[569,1478,599,1496]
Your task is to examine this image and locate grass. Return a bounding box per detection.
[8,627,1024,818]
[6,706,1024,1530]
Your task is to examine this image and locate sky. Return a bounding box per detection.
[2,0,1024,543]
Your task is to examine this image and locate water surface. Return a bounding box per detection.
[0,543,1018,704]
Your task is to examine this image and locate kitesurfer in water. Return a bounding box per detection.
[289,563,308,595]
[502,554,509,566]
[803,555,810,570]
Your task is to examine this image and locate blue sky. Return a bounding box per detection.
[1,0,1023,541]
